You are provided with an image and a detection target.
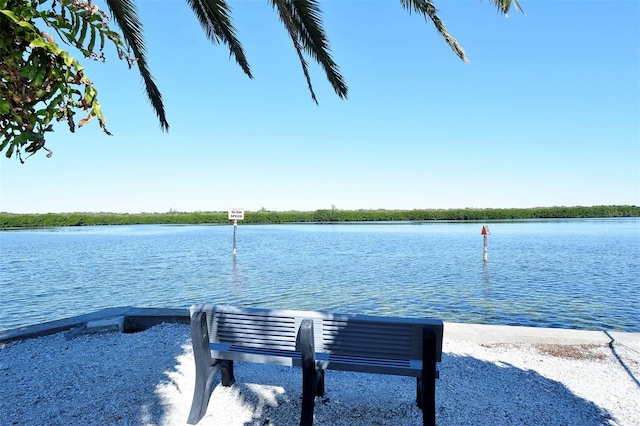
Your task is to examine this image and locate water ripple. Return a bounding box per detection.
[1,219,638,331]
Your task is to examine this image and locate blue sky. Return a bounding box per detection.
[1,0,638,214]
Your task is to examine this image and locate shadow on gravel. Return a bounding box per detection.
[604,331,640,388]
[188,353,615,426]
[437,353,614,426]
[0,325,191,426]
[0,329,616,426]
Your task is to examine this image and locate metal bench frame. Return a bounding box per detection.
[187,304,443,426]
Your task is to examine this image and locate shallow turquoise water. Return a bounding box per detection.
[1,218,638,331]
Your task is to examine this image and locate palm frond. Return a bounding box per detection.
[489,0,525,17]
[271,0,318,103]
[400,0,468,63]
[271,0,347,103]
[288,0,347,100]
[105,0,169,131]
[185,0,252,78]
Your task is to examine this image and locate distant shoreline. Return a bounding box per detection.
[1,205,638,228]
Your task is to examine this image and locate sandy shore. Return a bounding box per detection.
[1,322,639,425]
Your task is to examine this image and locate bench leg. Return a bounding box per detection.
[315,369,325,397]
[299,319,323,426]
[417,327,437,426]
[188,312,224,425]
[220,359,235,387]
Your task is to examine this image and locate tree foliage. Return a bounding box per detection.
[0,0,134,161]
[1,0,522,161]
[1,206,637,228]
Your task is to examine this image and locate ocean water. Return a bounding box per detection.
[1,218,638,331]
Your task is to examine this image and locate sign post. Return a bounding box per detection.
[481,225,490,263]
[228,208,245,256]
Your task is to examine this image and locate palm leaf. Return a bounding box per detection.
[271,0,318,103]
[271,0,347,103]
[104,0,169,131]
[287,0,347,100]
[400,0,468,63]
[400,0,523,63]
[185,0,252,78]
[490,0,525,16]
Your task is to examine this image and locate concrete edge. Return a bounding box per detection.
[444,322,640,345]
[0,307,190,344]
[1,308,639,346]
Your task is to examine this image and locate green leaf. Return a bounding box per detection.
[29,37,47,49]
[78,14,88,46]
[88,25,96,53]
[48,93,66,110]
[35,108,50,119]
[13,131,32,145]
[0,10,36,30]
[33,66,47,86]
[69,4,78,34]
[60,51,74,67]
[92,102,103,120]
[0,9,21,23]
[84,85,97,103]
[0,99,9,115]
[69,13,80,41]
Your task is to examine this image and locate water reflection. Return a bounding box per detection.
[482,262,490,288]
[231,255,240,286]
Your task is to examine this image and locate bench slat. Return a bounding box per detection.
[214,315,297,329]
[210,310,300,351]
[312,352,421,376]
[323,320,422,360]
[210,343,302,366]
[328,354,411,368]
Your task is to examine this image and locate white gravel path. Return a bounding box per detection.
[1,323,639,426]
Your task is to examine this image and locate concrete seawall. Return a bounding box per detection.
[0,307,189,343]
[2,307,638,346]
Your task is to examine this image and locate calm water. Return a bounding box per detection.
[1,219,638,332]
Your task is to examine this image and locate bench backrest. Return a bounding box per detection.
[190,304,443,370]
[321,314,443,362]
[207,306,300,352]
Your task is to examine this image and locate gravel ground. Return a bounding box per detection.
[1,323,639,426]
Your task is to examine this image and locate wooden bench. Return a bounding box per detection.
[187,304,444,426]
